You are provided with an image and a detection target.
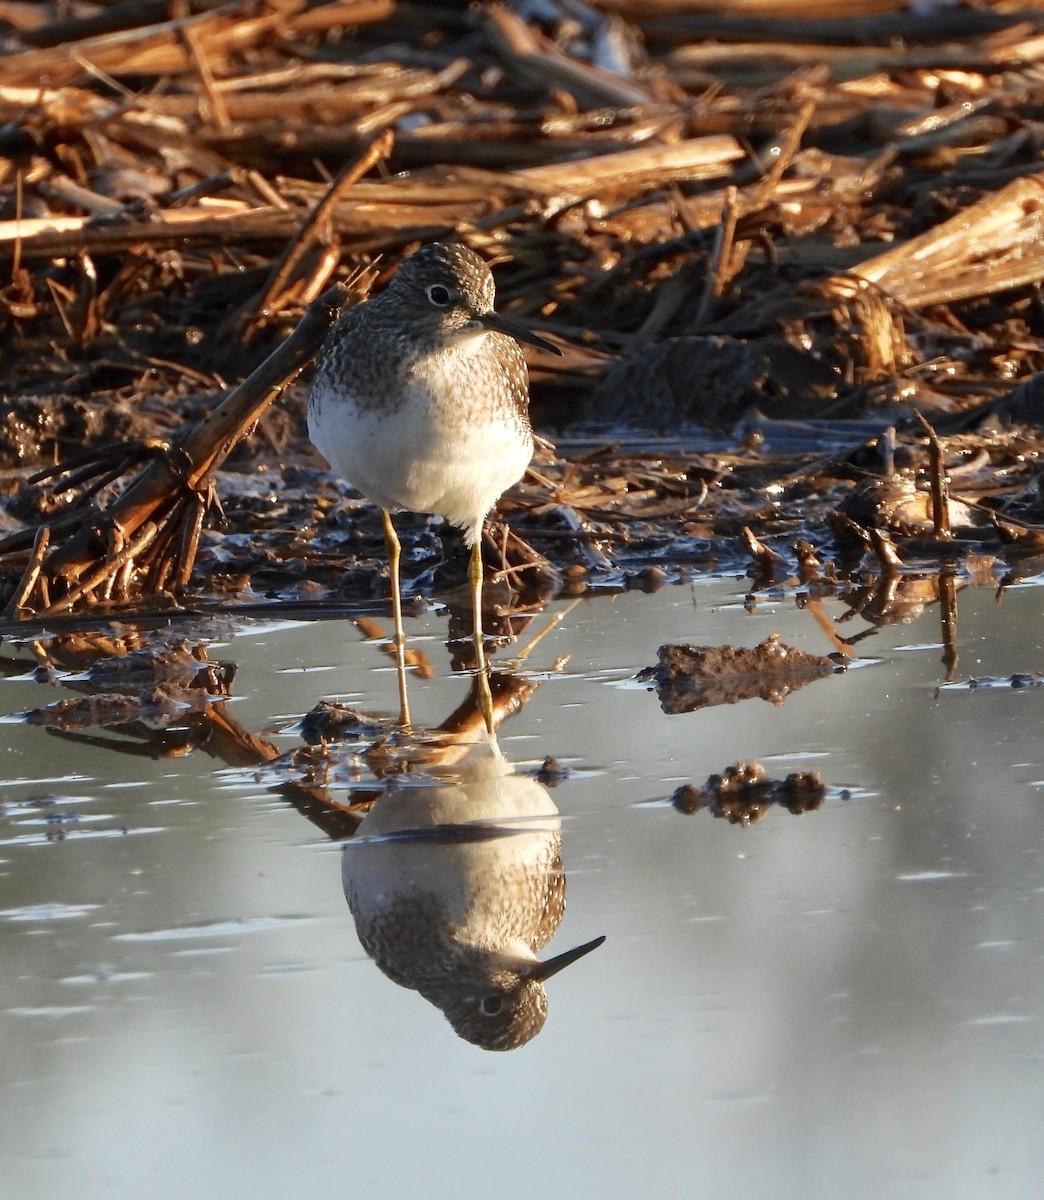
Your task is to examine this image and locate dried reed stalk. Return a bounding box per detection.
[842,173,1044,307]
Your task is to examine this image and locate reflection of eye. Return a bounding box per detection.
[426,284,451,307]
[480,995,503,1016]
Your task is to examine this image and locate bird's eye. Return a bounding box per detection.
[426,284,452,307]
[480,995,504,1017]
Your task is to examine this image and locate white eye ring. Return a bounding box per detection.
[480,995,503,1016]
[426,284,452,307]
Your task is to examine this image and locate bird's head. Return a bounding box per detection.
[389,242,560,355]
[426,934,605,1051]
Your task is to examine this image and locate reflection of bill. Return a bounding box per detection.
[343,737,603,1050]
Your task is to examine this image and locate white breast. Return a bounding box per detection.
[309,356,533,545]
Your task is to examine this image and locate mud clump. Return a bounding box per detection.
[637,633,841,714]
[24,684,214,729]
[589,335,841,430]
[671,762,831,826]
[299,700,392,746]
[0,393,177,471]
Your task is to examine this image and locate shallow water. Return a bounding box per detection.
[2,575,1043,1199]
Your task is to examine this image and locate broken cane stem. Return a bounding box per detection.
[40,282,347,591]
[7,524,50,613]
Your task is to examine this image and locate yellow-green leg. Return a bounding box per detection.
[469,538,495,736]
[382,509,411,728]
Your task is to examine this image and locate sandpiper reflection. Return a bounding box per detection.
[343,736,603,1050]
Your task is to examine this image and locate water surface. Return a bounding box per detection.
[2,577,1043,1199]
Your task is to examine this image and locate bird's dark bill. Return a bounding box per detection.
[527,934,606,982]
[478,311,563,356]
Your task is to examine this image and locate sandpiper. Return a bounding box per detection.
[343,737,604,1049]
[309,242,560,731]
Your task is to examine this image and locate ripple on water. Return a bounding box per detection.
[5,1005,97,1019]
[111,915,319,942]
[0,902,102,922]
[60,970,153,986]
[0,825,165,847]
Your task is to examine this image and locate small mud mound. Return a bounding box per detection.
[671,761,840,826]
[637,633,842,714]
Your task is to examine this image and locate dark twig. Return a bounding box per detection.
[916,412,952,539]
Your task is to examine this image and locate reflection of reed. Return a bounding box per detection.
[839,566,963,678]
[344,737,603,1050]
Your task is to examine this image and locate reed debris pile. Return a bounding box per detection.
[2,0,1044,613]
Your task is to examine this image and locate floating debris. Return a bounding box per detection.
[671,761,836,826]
[637,633,841,714]
[941,673,1044,691]
[86,639,234,693]
[298,700,394,746]
[533,756,573,787]
[24,685,214,730]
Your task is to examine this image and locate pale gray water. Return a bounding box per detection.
[2,575,1043,1199]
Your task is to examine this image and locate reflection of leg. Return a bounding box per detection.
[469,537,495,736]
[382,509,411,728]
